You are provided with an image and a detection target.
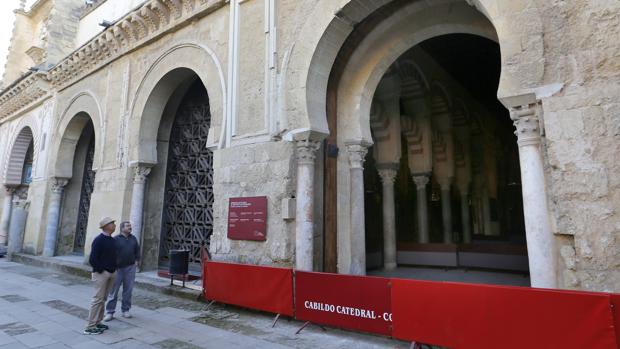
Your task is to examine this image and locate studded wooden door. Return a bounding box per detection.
[160,82,213,266]
[74,136,96,252]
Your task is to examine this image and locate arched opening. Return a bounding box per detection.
[56,116,96,256]
[140,69,214,273]
[363,35,528,286]
[1,126,35,251]
[317,0,529,286]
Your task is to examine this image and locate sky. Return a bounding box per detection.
[0,0,32,84]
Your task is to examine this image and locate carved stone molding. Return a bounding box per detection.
[295,139,321,165]
[0,73,50,121]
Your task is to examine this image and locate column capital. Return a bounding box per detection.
[50,178,69,193]
[4,185,17,195]
[412,174,429,190]
[510,102,541,147]
[377,166,398,186]
[437,176,453,190]
[133,166,152,184]
[345,140,371,170]
[295,139,321,165]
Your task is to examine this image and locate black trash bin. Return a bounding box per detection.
[169,249,189,287]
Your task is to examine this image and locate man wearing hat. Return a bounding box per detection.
[84,217,118,335]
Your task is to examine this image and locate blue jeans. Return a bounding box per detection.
[105,264,136,314]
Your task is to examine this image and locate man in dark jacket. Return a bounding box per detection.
[104,221,140,321]
[84,217,117,335]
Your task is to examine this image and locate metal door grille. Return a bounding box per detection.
[74,137,95,252]
[160,84,213,265]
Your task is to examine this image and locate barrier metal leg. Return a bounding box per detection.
[410,342,418,349]
[295,321,311,334]
[205,300,216,310]
[272,314,281,328]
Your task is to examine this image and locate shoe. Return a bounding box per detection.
[122,311,132,318]
[83,327,103,335]
[95,323,109,331]
[103,313,113,322]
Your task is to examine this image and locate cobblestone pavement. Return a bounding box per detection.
[0,259,408,349]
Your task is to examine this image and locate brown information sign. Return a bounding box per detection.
[227,196,268,241]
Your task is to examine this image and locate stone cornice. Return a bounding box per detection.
[0,0,226,123]
[0,73,51,123]
[47,0,226,90]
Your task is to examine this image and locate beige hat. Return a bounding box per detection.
[99,217,115,229]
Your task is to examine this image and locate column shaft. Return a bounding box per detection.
[130,166,152,245]
[7,199,28,256]
[347,143,369,275]
[0,187,15,245]
[295,140,320,271]
[43,178,68,257]
[461,193,472,243]
[512,104,557,288]
[413,175,429,243]
[378,167,397,270]
[440,180,453,243]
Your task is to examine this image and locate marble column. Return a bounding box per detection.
[130,165,153,245]
[378,165,398,270]
[412,174,430,243]
[294,139,321,271]
[346,141,369,275]
[43,178,69,257]
[510,102,557,288]
[0,186,16,246]
[439,178,453,243]
[7,199,29,256]
[461,191,472,243]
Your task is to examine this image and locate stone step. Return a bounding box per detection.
[10,253,203,302]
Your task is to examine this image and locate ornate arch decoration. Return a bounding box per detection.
[127,42,226,165]
[395,59,430,99]
[288,0,544,139]
[3,126,35,186]
[50,91,103,178]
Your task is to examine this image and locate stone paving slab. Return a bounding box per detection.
[0,259,410,349]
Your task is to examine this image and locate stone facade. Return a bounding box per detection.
[0,0,618,292]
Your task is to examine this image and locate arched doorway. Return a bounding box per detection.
[55,116,96,256]
[159,79,213,269]
[313,0,532,286]
[362,35,528,285]
[137,70,214,272]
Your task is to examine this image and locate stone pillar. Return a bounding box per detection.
[130,165,153,245]
[439,178,453,243]
[346,141,369,275]
[43,178,69,257]
[0,186,16,246]
[412,174,430,243]
[510,102,557,288]
[7,199,29,256]
[377,165,398,270]
[461,191,472,243]
[294,139,321,271]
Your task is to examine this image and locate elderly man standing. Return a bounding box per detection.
[84,217,117,335]
[104,221,140,321]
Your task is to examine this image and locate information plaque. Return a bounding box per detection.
[227,196,268,241]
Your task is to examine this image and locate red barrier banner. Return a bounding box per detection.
[294,271,392,336]
[391,279,618,349]
[611,294,620,349]
[204,261,293,316]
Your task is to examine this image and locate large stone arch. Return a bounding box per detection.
[285,0,544,136]
[51,91,103,178]
[3,122,39,186]
[337,1,497,143]
[128,42,226,165]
